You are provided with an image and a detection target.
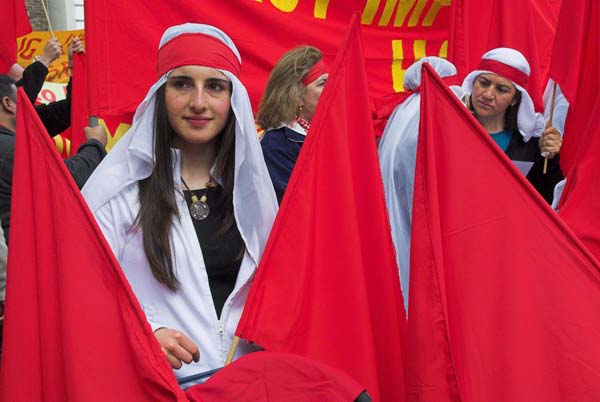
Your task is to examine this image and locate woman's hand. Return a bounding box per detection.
[154,327,200,369]
[539,125,562,159]
[68,37,85,68]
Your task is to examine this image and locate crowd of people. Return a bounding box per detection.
[0,21,570,394]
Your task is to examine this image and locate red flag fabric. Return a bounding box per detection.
[84,0,450,119]
[407,63,600,401]
[186,352,364,402]
[448,0,561,110]
[549,0,599,175]
[70,52,89,152]
[236,13,407,402]
[0,0,32,73]
[557,98,600,264]
[0,88,187,401]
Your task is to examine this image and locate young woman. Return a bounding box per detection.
[462,47,563,204]
[257,46,328,203]
[82,24,278,383]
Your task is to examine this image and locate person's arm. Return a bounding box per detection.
[17,62,48,104]
[35,79,71,136]
[0,224,7,315]
[16,38,62,103]
[34,38,84,136]
[65,125,107,189]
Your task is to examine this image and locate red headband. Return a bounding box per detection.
[157,33,241,78]
[477,59,529,88]
[302,60,328,86]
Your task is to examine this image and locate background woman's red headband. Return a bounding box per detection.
[302,60,328,86]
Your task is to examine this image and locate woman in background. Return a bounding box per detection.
[462,47,563,203]
[257,46,328,203]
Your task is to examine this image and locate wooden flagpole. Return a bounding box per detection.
[40,0,55,38]
[224,336,240,366]
[543,82,558,174]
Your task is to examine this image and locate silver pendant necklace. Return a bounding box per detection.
[181,177,214,220]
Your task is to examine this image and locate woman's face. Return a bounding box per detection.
[165,65,232,148]
[471,73,517,120]
[298,73,328,123]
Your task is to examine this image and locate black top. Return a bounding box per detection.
[16,61,72,136]
[17,61,47,104]
[504,132,564,205]
[183,186,244,318]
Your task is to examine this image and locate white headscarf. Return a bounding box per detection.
[83,23,278,266]
[462,47,546,142]
[378,57,465,310]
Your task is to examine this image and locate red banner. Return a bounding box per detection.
[86,0,451,130]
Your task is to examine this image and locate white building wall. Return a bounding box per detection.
[74,0,84,29]
[49,0,84,30]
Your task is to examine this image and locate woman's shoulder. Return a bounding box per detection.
[261,126,289,141]
[92,181,141,219]
[262,126,304,144]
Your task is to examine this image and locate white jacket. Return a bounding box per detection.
[92,164,260,382]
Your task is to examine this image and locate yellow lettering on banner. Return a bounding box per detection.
[423,0,451,26]
[413,39,426,60]
[394,0,416,27]
[270,0,299,12]
[17,30,85,84]
[439,40,448,58]
[314,0,331,19]
[378,0,399,26]
[362,0,380,25]
[392,40,405,92]
[101,120,132,152]
[407,0,427,26]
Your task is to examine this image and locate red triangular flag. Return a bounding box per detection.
[70,52,89,152]
[449,0,561,110]
[0,88,187,401]
[236,13,407,402]
[549,0,599,175]
[0,0,32,73]
[557,97,600,264]
[407,63,600,401]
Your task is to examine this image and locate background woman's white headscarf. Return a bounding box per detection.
[462,47,546,142]
[83,23,278,266]
[378,57,465,309]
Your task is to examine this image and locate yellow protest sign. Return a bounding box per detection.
[16,30,85,83]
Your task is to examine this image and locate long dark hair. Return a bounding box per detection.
[135,83,238,290]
